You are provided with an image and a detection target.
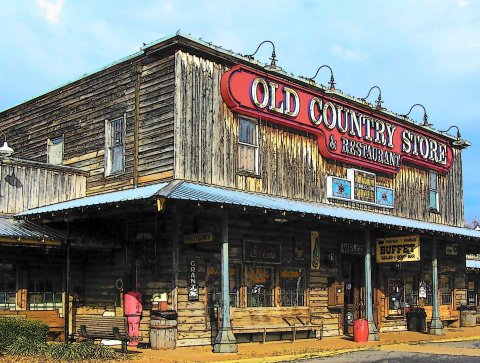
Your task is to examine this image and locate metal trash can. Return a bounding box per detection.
[150,311,178,349]
[407,308,426,332]
[460,310,477,327]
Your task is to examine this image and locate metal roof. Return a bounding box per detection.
[0,217,65,243]
[167,182,480,240]
[16,182,168,216]
[16,180,480,240]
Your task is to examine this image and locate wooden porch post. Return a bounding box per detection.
[213,212,237,353]
[365,229,379,340]
[64,222,71,342]
[429,238,444,335]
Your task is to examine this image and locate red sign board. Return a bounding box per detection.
[221,65,453,174]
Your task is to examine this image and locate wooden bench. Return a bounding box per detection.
[75,315,137,353]
[220,307,323,343]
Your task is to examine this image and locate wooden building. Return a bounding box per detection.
[1,33,480,349]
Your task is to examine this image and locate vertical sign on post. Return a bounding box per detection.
[188,260,199,301]
[311,231,320,270]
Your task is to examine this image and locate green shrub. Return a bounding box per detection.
[4,335,48,356]
[0,318,49,350]
[47,341,120,361]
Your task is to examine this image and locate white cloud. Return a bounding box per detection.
[36,0,63,23]
[330,44,368,63]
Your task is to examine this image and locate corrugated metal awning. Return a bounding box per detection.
[16,180,480,241]
[166,182,480,240]
[0,217,64,246]
[16,182,169,216]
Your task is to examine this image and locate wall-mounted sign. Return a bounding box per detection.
[341,243,365,255]
[184,232,214,244]
[446,244,458,256]
[376,235,420,263]
[221,65,454,174]
[327,168,394,208]
[351,169,375,203]
[188,260,199,301]
[244,240,281,264]
[311,231,320,270]
[294,239,305,261]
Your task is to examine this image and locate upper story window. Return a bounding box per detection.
[105,116,125,176]
[47,136,64,165]
[429,170,439,211]
[238,117,258,174]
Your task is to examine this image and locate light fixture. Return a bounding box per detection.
[307,65,336,90]
[0,133,14,158]
[439,125,470,149]
[327,252,336,263]
[360,86,383,109]
[245,40,282,72]
[473,220,479,231]
[401,103,431,126]
[273,218,288,223]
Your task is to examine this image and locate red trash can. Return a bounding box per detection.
[353,319,369,342]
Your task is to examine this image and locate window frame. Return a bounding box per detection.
[46,135,64,165]
[237,117,259,176]
[429,170,439,212]
[105,114,126,177]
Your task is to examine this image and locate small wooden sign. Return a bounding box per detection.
[184,232,214,245]
[341,243,364,255]
[445,244,458,256]
[311,231,320,270]
[244,240,281,264]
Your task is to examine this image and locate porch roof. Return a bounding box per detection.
[16,180,480,241]
[0,217,64,246]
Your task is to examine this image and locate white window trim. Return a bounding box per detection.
[429,171,439,211]
[46,135,64,165]
[104,114,126,177]
[238,117,259,175]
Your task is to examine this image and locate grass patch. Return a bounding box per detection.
[0,318,123,361]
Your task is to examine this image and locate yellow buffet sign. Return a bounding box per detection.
[376,235,420,263]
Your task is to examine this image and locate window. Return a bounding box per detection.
[206,264,240,308]
[105,116,125,176]
[47,136,64,165]
[429,171,439,211]
[245,265,273,307]
[27,266,63,310]
[439,275,452,305]
[238,117,258,174]
[0,264,16,310]
[280,268,306,306]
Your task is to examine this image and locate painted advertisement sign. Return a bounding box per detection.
[221,65,454,174]
[327,168,394,208]
[376,235,420,263]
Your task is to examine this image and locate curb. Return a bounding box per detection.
[213,347,372,363]
[211,334,480,363]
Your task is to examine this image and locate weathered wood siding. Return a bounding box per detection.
[0,54,175,196]
[174,50,465,227]
[0,160,86,214]
[175,206,342,346]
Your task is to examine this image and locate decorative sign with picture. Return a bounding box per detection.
[327,168,394,208]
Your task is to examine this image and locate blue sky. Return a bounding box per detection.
[0,0,478,225]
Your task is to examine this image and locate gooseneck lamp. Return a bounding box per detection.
[361,86,383,109]
[245,40,282,72]
[401,103,431,127]
[308,65,336,90]
[0,133,14,158]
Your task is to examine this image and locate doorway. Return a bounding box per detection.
[341,255,364,334]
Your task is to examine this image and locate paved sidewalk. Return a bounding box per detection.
[127,326,480,363]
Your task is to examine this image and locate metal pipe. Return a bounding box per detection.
[429,238,444,335]
[364,229,379,340]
